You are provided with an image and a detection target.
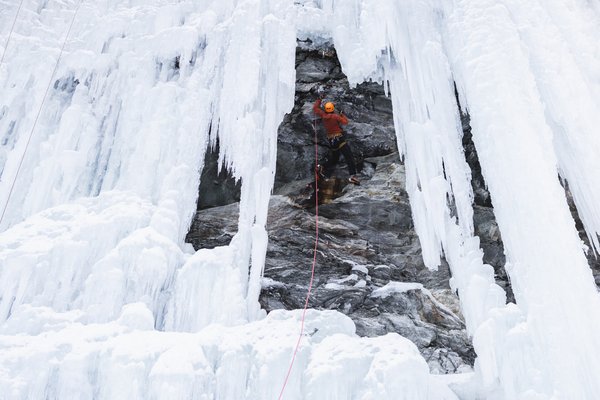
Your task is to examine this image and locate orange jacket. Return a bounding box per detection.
[313,99,348,138]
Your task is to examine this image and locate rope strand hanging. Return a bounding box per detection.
[278,112,321,400]
[0,0,84,227]
[0,0,25,67]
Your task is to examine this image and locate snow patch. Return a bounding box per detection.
[371,282,425,298]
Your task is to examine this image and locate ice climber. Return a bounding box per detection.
[313,97,360,185]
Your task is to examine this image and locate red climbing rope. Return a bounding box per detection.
[0,0,25,67]
[0,0,83,227]
[277,111,320,400]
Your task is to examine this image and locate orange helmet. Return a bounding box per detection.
[324,102,335,113]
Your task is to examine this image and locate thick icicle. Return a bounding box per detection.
[445,0,600,397]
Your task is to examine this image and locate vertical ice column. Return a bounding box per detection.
[326,0,505,337]
[166,0,296,331]
[446,0,600,397]
[495,0,600,253]
[376,0,506,335]
[210,0,296,322]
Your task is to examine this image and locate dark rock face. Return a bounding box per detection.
[563,184,600,286]
[458,96,492,209]
[263,156,475,373]
[186,201,238,249]
[187,42,514,373]
[195,144,241,210]
[187,160,475,372]
[473,205,512,300]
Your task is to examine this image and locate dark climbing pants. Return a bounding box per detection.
[323,134,357,177]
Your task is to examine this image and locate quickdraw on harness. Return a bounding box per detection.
[328,133,347,151]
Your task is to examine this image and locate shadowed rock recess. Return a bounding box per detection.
[186,41,510,373]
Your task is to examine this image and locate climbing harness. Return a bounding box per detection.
[328,134,347,150]
[0,0,25,67]
[278,112,321,399]
[0,0,84,227]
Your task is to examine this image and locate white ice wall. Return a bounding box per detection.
[0,1,455,399]
[0,0,296,329]
[445,1,600,397]
[2,0,600,398]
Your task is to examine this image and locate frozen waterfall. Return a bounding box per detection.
[1,0,599,398]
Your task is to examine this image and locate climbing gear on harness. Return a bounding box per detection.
[312,99,357,180]
[316,164,325,179]
[328,134,347,150]
[324,102,335,113]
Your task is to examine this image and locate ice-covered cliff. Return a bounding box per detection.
[1,0,600,399]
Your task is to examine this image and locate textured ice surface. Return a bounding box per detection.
[1,0,600,398]
[0,309,454,399]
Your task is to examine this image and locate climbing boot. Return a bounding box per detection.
[349,175,360,185]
